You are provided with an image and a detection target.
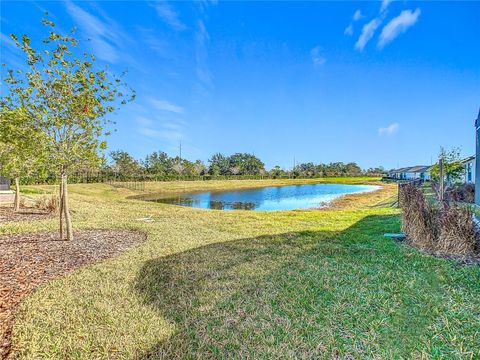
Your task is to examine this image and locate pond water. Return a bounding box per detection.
[146,183,380,211]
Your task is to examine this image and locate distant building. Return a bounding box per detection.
[388,166,431,181]
[0,176,10,191]
[461,155,475,183]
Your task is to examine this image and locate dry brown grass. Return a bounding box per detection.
[34,194,59,213]
[437,207,478,256]
[400,183,479,257]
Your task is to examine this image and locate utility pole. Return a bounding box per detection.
[179,140,182,161]
[293,156,296,179]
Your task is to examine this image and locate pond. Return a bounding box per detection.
[146,183,380,211]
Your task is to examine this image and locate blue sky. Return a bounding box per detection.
[1,1,479,170]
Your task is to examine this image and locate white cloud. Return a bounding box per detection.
[378,9,421,48]
[344,24,353,36]
[195,19,213,92]
[380,0,393,13]
[64,1,132,63]
[150,99,184,114]
[353,10,362,21]
[355,18,382,51]
[154,1,186,31]
[135,116,154,126]
[1,32,17,50]
[378,123,400,136]
[138,127,183,141]
[344,10,362,37]
[310,46,326,67]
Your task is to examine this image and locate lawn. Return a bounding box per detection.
[3,177,480,358]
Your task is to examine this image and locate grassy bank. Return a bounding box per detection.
[4,178,480,358]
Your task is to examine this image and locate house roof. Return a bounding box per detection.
[390,166,430,174]
[407,165,431,173]
[461,155,475,164]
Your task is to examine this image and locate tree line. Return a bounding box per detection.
[47,150,383,182]
[15,148,386,185]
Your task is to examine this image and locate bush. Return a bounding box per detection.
[400,183,479,257]
[437,206,478,256]
[401,184,440,251]
[34,194,59,213]
[444,183,475,203]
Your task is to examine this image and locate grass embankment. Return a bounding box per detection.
[3,178,480,358]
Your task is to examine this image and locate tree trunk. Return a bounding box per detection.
[62,173,74,241]
[14,177,20,212]
[59,178,64,240]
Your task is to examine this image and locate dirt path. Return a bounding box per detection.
[0,194,14,204]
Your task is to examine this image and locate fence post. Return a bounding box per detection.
[439,158,444,202]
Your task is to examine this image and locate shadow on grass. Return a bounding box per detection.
[134,214,451,358]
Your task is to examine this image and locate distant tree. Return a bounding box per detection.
[193,160,207,176]
[366,166,385,176]
[0,107,47,211]
[110,151,143,179]
[296,162,316,177]
[430,147,464,184]
[269,165,285,178]
[172,156,185,176]
[2,18,134,240]
[143,151,173,176]
[208,153,230,176]
[345,162,362,176]
[229,153,265,175]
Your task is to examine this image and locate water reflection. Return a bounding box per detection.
[147,183,380,211]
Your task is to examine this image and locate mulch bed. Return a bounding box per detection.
[0,229,146,359]
[0,207,54,223]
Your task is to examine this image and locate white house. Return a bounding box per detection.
[461,155,475,183]
[388,166,431,181]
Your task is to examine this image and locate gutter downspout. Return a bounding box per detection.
[475,108,480,206]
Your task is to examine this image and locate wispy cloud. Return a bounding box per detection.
[355,18,382,51]
[344,9,363,37]
[378,123,400,136]
[380,0,393,13]
[149,98,185,114]
[1,32,17,50]
[135,116,154,127]
[195,19,213,92]
[64,1,131,63]
[153,1,186,31]
[353,10,363,21]
[138,127,183,141]
[310,46,326,67]
[344,24,353,36]
[378,9,421,48]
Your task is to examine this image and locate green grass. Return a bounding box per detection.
[5,178,480,359]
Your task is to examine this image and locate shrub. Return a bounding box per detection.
[400,183,479,258]
[35,194,59,213]
[401,184,440,251]
[444,183,475,203]
[437,206,478,256]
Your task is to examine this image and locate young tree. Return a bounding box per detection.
[2,18,134,240]
[430,147,464,184]
[0,106,46,211]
